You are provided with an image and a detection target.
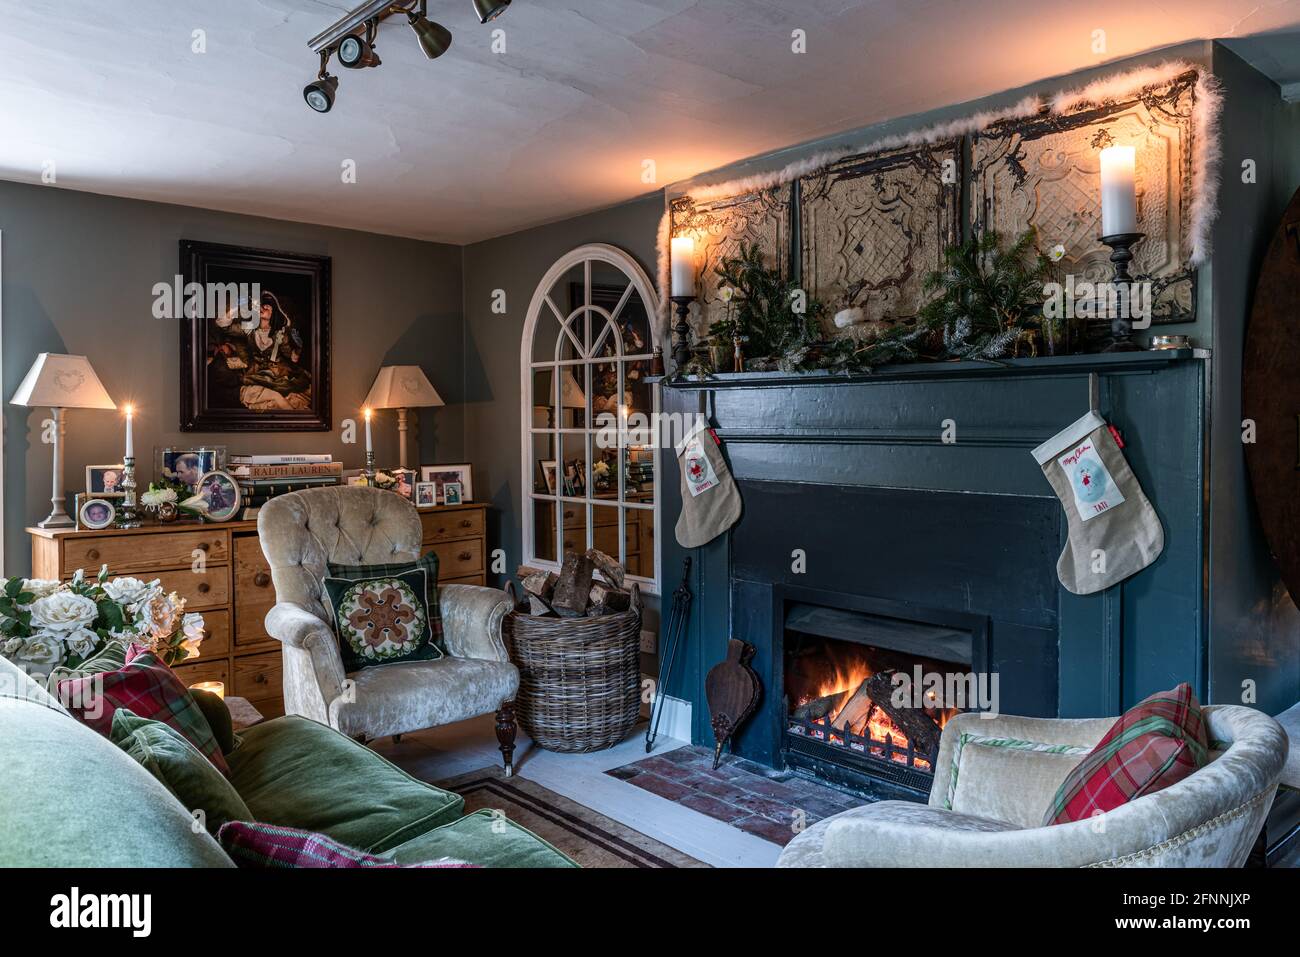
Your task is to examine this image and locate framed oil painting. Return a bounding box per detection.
[180,240,331,431]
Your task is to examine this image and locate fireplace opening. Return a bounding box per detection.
[780,601,977,799]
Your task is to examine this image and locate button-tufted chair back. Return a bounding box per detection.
[257,486,423,623]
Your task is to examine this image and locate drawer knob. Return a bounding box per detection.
[197,582,211,594]
[86,548,100,561]
[459,551,472,562]
[563,510,574,519]
[460,519,473,528]
[198,542,211,553]
[436,527,446,535]
[253,571,271,588]
[255,672,268,684]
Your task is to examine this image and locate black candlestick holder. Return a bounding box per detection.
[670,295,696,376]
[1100,231,1145,353]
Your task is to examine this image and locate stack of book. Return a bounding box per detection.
[625,447,655,495]
[229,453,342,520]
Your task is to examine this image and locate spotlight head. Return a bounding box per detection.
[303,73,338,113]
[408,12,453,59]
[472,0,511,23]
[337,33,381,69]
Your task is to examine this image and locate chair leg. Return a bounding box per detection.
[391,734,402,744]
[496,702,517,778]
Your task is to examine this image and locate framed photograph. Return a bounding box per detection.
[180,240,331,432]
[158,448,220,489]
[419,464,473,502]
[346,475,369,488]
[376,467,415,500]
[415,482,437,508]
[190,470,242,522]
[538,459,558,495]
[85,464,126,499]
[564,459,587,496]
[78,497,117,531]
[442,482,464,506]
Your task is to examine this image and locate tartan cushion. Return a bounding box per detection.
[329,553,445,655]
[1043,682,1208,826]
[58,645,228,776]
[217,821,474,869]
[323,569,441,673]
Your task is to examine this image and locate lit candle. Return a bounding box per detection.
[670,236,697,298]
[1099,145,1137,236]
[189,680,224,700]
[364,408,373,454]
[124,405,134,461]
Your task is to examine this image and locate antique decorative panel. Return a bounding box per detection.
[800,141,961,333]
[670,186,790,338]
[971,72,1198,324]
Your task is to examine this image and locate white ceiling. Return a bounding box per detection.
[2,0,1299,244]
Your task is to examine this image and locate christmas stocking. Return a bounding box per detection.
[1032,411,1164,595]
[675,421,742,548]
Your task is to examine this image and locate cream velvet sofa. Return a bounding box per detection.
[258,486,519,774]
[778,705,1287,868]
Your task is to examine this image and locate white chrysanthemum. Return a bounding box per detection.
[1049,243,1067,262]
[141,487,178,507]
[28,591,98,634]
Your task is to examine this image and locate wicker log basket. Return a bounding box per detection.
[503,579,643,753]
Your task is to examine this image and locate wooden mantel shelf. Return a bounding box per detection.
[656,348,1208,390]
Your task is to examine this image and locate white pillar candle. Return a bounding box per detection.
[364,408,373,454]
[124,405,134,460]
[1099,145,1137,236]
[670,236,697,298]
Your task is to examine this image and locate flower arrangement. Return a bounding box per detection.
[144,480,207,520]
[0,566,204,679]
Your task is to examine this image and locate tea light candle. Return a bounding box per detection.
[670,236,697,297]
[1099,145,1137,235]
[364,408,373,454]
[124,405,134,460]
[189,680,224,699]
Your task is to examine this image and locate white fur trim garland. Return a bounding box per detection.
[658,59,1223,317]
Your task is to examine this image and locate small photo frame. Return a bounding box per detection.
[419,464,474,502]
[159,448,220,489]
[191,470,243,522]
[442,482,464,506]
[78,497,117,530]
[538,459,558,495]
[85,464,126,499]
[415,482,437,508]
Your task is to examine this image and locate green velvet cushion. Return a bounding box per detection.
[382,809,578,868]
[323,568,442,672]
[329,552,445,655]
[0,657,233,867]
[226,715,463,853]
[110,708,252,834]
[191,688,239,755]
[42,640,128,697]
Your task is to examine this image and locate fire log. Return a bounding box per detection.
[861,670,942,758]
[522,570,558,600]
[792,692,843,722]
[585,548,626,590]
[552,552,594,618]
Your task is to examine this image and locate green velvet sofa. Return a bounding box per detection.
[0,656,575,868]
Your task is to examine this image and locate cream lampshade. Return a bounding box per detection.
[363,366,444,469]
[10,353,116,528]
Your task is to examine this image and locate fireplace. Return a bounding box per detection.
[776,589,992,800]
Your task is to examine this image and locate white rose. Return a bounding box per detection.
[2,636,24,655]
[13,634,64,673]
[16,579,61,611]
[28,591,98,634]
[63,627,100,659]
[182,613,205,643]
[103,577,160,608]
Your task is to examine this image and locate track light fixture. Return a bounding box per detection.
[305,0,515,112]
[338,18,382,69]
[303,51,338,113]
[472,0,511,24]
[408,2,453,60]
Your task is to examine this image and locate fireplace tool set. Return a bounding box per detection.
[646,558,692,753]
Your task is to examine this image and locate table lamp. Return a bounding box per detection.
[11,354,117,528]
[363,366,444,469]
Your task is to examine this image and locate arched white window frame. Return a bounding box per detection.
[520,243,661,594]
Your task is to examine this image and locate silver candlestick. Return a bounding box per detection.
[364,450,377,486]
[118,456,142,528]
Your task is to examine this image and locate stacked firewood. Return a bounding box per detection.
[520,549,634,618]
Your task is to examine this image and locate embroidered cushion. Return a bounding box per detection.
[323,568,440,672]
[217,821,474,869]
[945,733,1091,828]
[110,708,251,833]
[328,553,445,655]
[58,645,228,775]
[1043,682,1209,826]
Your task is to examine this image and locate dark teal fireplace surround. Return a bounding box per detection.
[658,351,1222,764]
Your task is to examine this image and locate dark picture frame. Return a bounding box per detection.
[180,240,331,431]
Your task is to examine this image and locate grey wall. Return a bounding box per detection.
[1,181,464,574]
[461,191,665,630]
[1206,45,1300,713]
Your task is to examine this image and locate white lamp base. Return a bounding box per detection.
[39,407,75,528]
